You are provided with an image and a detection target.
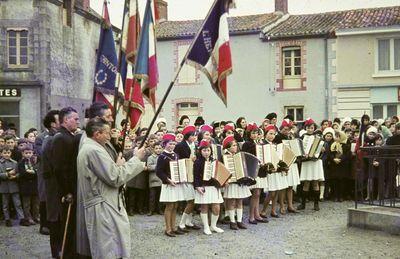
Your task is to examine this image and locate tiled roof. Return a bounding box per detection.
[156,13,282,40]
[264,6,400,39]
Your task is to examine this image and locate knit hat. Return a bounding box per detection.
[245,123,258,132]
[323,127,335,137]
[182,125,196,135]
[223,124,234,133]
[366,126,378,135]
[264,125,276,133]
[200,125,213,133]
[198,139,211,149]
[304,118,315,127]
[222,135,235,149]
[280,119,293,129]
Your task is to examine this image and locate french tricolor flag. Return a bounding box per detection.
[134,0,159,109]
[186,0,233,106]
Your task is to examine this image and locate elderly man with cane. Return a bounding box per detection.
[77,118,145,258]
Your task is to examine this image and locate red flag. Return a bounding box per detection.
[124,64,144,132]
[122,0,140,64]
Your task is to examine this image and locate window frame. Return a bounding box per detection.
[7,28,29,69]
[284,106,304,122]
[374,38,400,77]
[175,41,200,86]
[282,46,301,79]
[371,103,400,119]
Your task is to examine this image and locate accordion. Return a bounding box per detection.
[282,139,304,157]
[302,135,324,158]
[169,159,194,183]
[211,144,224,162]
[276,143,297,168]
[223,152,259,185]
[203,160,232,187]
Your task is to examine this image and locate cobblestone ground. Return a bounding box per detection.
[0,201,399,258]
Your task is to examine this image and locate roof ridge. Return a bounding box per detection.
[288,5,400,17]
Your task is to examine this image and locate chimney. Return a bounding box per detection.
[275,0,288,14]
[76,0,90,12]
[156,0,168,23]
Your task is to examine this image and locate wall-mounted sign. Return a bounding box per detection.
[0,88,21,97]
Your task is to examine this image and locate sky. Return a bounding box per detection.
[91,0,399,29]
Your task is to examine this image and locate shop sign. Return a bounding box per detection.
[0,88,21,97]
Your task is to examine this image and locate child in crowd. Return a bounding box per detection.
[18,143,39,225]
[194,140,224,235]
[147,142,163,216]
[4,135,22,162]
[0,146,29,227]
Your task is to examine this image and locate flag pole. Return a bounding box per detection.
[92,0,108,104]
[121,0,141,151]
[112,0,129,128]
[138,0,220,149]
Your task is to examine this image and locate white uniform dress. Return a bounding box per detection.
[222,150,251,199]
[194,186,224,204]
[286,163,301,187]
[160,183,188,202]
[267,172,289,191]
[300,159,325,181]
[250,176,269,190]
[223,183,251,199]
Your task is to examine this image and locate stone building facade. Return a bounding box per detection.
[0,0,108,136]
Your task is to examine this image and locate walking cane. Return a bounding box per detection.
[60,198,72,259]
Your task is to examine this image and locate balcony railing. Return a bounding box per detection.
[356,146,400,209]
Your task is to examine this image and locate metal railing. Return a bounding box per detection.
[355,146,400,209]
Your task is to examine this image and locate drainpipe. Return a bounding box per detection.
[324,38,329,119]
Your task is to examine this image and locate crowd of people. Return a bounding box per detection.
[0,105,399,258]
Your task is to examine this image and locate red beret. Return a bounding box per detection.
[200,124,213,133]
[162,133,176,142]
[223,124,234,132]
[246,123,258,132]
[222,135,235,149]
[182,125,196,135]
[199,139,211,148]
[280,119,293,129]
[304,118,315,127]
[264,125,276,133]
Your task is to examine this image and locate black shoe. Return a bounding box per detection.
[237,222,247,229]
[260,213,268,219]
[20,219,30,226]
[248,219,258,225]
[297,191,307,210]
[270,213,280,218]
[40,227,50,235]
[287,208,299,213]
[173,229,185,235]
[165,231,176,237]
[229,222,238,230]
[314,191,320,211]
[177,226,190,233]
[221,216,230,225]
[255,218,269,223]
[6,220,12,227]
[186,224,201,230]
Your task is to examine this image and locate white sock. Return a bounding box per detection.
[236,208,243,223]
[228,210,236,223]
[186,213,194,227]
[200,213,211,235]
[210,214,224,233]
[179,213,189,228]
[320,186,325,199]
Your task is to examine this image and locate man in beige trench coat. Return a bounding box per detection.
[77,118,145,258]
